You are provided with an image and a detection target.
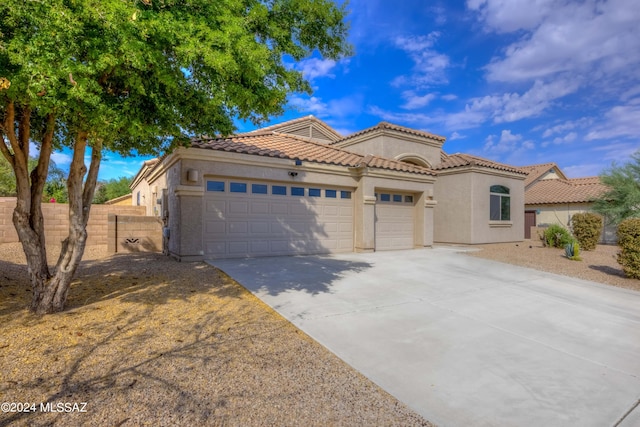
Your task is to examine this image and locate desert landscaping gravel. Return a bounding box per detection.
[0,243,431,427]
[468,240,640,292]
[2,239,638,426]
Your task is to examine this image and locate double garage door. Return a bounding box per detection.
[203,179,354,258]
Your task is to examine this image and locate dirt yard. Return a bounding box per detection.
[467,240,640,292]
[0,243,431,427]
[2,239,637,426]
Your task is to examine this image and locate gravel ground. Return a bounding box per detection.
[0,243,431,427]
[2,240,637,427]
[467,240,640,292]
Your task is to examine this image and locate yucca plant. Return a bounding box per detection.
[565,241,582,261]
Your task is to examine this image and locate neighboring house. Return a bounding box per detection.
[104,193,133,206]
[131,116,526,261]
[521,163,612,241]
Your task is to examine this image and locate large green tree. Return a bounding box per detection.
[1,154,66,200]
[0,0,350,313]
[93,176,133,204]
[592,150,640,225]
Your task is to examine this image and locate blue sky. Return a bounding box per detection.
[67,0,640,180]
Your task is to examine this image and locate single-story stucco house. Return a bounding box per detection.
[131,116,526,261]
[520,162,613,242]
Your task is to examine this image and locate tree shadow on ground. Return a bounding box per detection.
[588,264,627,279]
[0,252,243,318]
[210,255,372,297]
[0,252,420,427]
[0,254,278,426]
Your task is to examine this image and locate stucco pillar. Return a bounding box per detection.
[354,190,376,253]
[172,185,204,261]
[423,199,437,247]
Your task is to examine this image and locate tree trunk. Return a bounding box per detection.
[1,103,101,314]
[27,132,102,314]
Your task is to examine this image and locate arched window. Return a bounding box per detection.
[490,185,510,221]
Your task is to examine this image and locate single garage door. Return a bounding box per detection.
[375,192,415,251]
[203,178,354,258]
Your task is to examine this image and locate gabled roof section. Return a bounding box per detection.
[433,153,526,175]
[130,158,160,189]
[192,131,437,176]
[250,115,343,143]
[336,121,446,145]
[525,177,609,205]
[519,163,568,188]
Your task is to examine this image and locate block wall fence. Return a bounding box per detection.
[0,199,149,248]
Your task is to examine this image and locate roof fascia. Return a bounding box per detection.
[335,127,444,150]
[436,165,527,180]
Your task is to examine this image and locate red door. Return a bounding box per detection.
[524,211,536,239]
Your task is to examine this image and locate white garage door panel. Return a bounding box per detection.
[203,180,354,258]
[375,200,415,251]
[251,202,269,214]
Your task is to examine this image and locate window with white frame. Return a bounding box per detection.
[490,185,510,221]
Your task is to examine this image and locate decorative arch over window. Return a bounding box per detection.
[395,153,432,168]
[490,185,510,221]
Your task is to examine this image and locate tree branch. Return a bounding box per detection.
[30,113,56,215]
[0,129,14,167]
[18,106,31,157]
[82,138,102,226]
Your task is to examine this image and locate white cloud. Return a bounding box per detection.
[51,151,72,167]
[484,129,534,154]
[441,94,458,101]
[472,0,640,84]
[552,132,577,145]
[400,91,436,109]
[466,0,556,33]
[289,95,328,116]
[449,132,466,141]
[562,163,604,178]
[585,102,640,141]
[392,32,450,88]
[296,58,337,81]
[621,85,640,102]
[289,94,363,119]
[542,121,577,138]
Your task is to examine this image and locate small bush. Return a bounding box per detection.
[544,224,573,248]
[571,212,603,251]
[564,242,582,261]
[617,218,640,279]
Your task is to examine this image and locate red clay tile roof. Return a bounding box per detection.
[250,115,344,142]
[434,153,526,175]
[519,163,567,187]
[336,121,446,143]
[525,177,609,204]
[192,131,437,176]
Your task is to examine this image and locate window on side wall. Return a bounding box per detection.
[490,185,510,221]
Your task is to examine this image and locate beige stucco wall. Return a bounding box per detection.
[0,201,146,246]
[433,172,473,243]
[527,203,616,243]
[143,148,437,260]
[434,169,525,244]
[336,133,443,167]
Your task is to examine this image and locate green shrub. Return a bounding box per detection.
[617,218,640,279]
[570,212,603,251]
[544,224,573,248]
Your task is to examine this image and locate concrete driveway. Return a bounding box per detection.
[209,247,640,427]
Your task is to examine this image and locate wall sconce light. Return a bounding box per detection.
[186,169,198,182]
[536,209,541,215]
[288,171,298,177]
